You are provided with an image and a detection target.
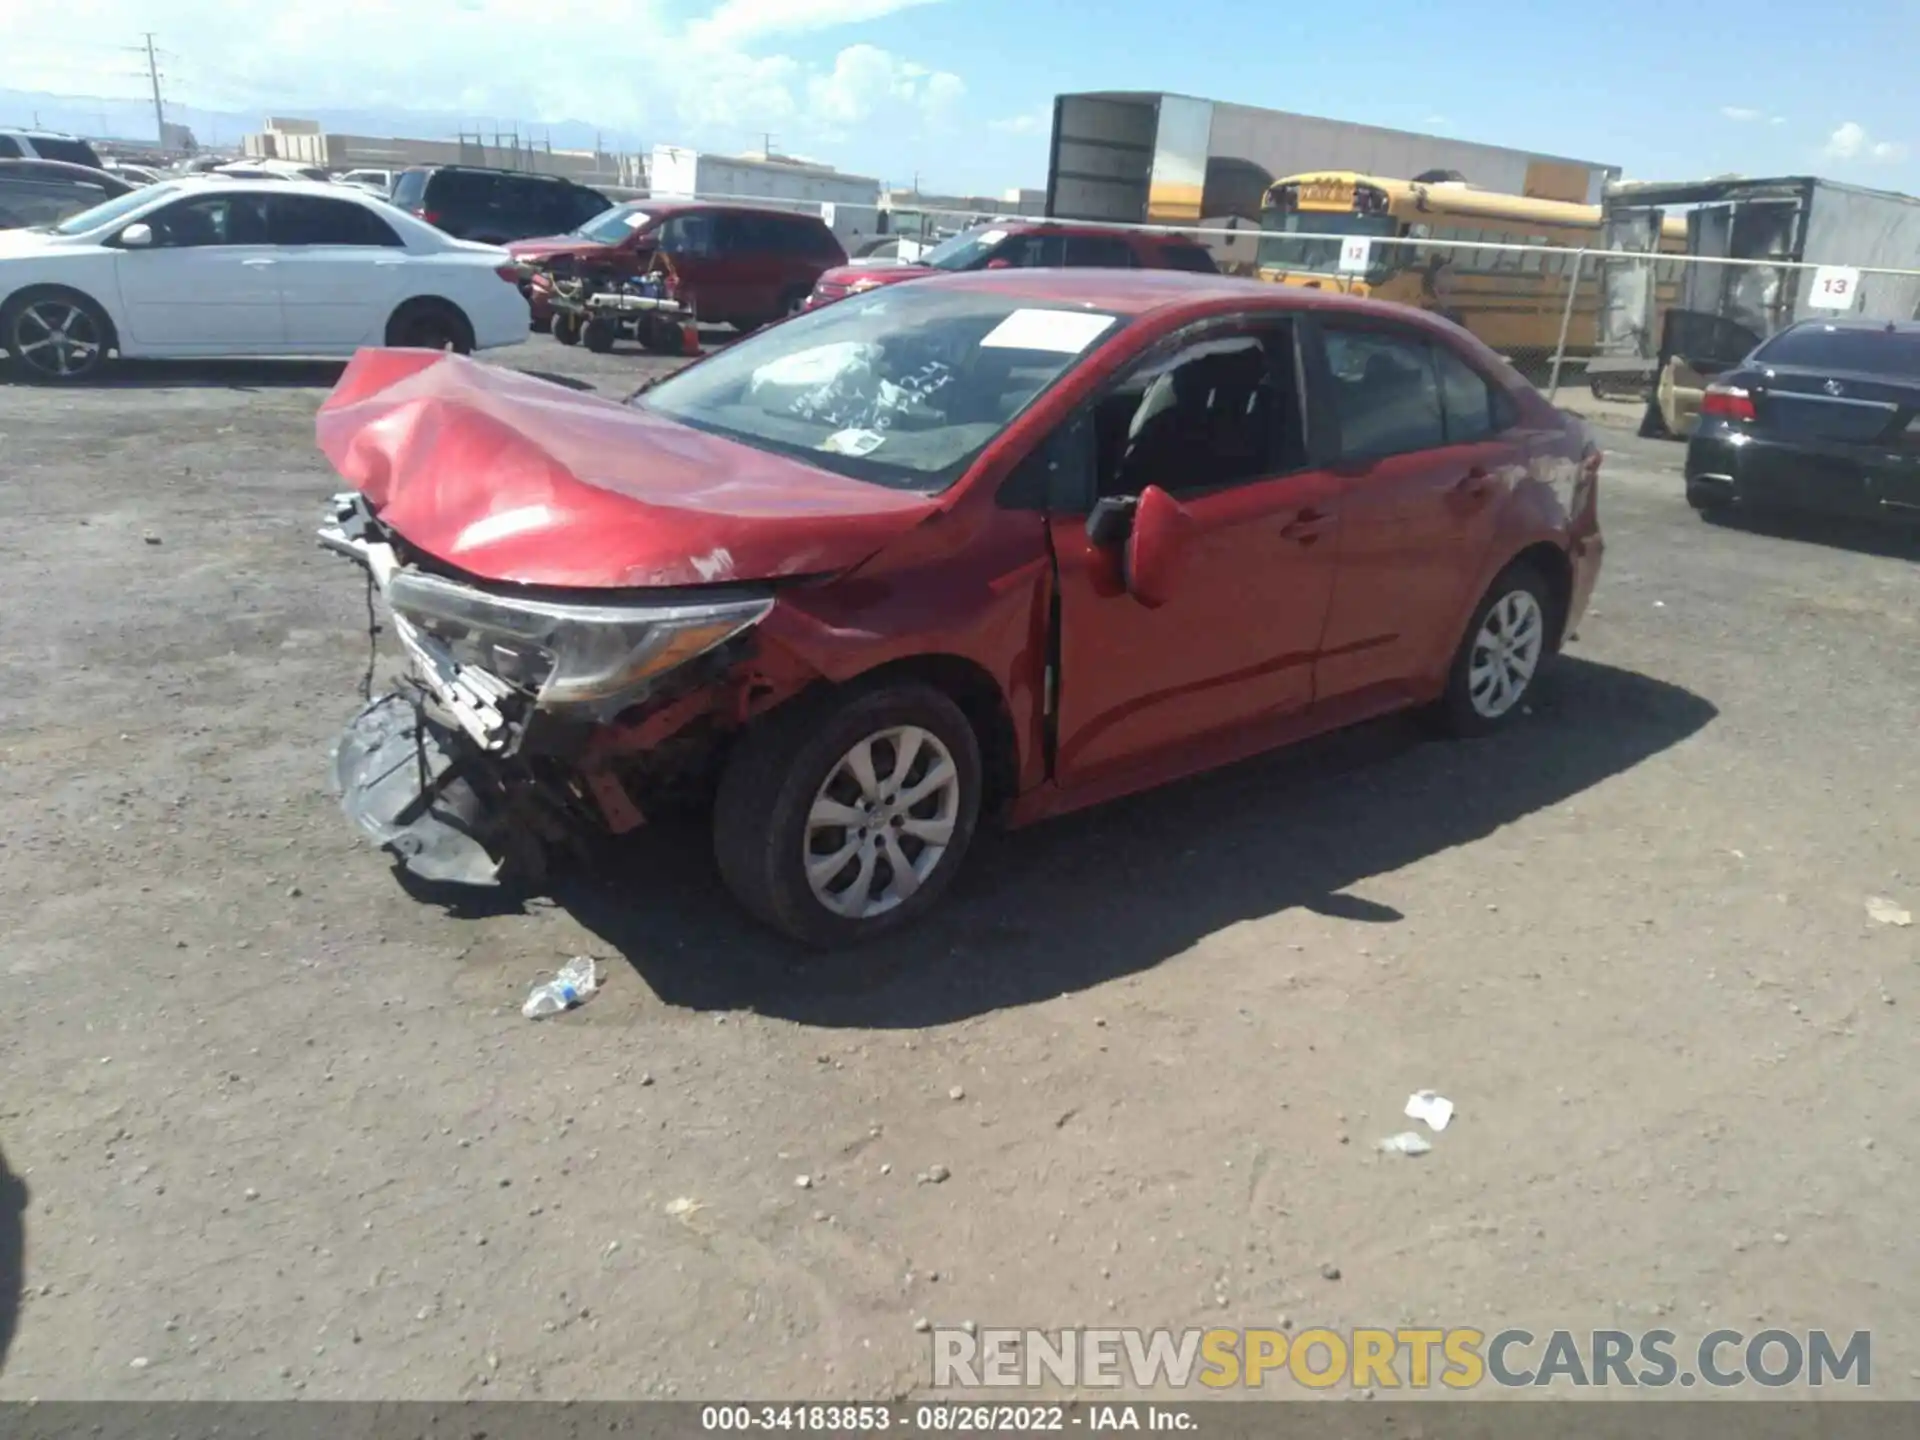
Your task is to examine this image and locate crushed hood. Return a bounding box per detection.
[507,235,613,263]
[315,350,939,590]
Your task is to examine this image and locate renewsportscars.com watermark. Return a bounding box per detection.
[932,1327,1872,1391]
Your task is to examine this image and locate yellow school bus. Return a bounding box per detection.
[1255,170,1686,368]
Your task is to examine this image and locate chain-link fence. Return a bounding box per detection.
[642,192,1920,412]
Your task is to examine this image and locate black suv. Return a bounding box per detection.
[391,166,612,244]
[0,130,105,169]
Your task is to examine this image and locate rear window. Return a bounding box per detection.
[0,136,21,158]
[1155,242,1219,274]
[1755,324,1920,376]
[30,137,100,167]
[391,170,427,208]
[427,169,500,207]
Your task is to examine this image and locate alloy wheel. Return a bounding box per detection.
[13,301,103,380]
[1468,589,1545,719]
[803,725,961,920]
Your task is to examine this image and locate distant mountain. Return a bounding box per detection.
[0,86,647,154]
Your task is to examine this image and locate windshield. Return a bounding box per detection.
[1256,210,1397,274]
[1756,324,1920,375]
[917,226,1009,271]
[575,203,650,244]
[638,286,1125,493]
[51,183,175,236]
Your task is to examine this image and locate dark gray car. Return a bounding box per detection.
[0,159,134,230]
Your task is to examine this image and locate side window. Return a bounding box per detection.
[569,187,610,228]
[996,232,1064,267]
[391,170,427,209]
[144,194,271,248]
[658,213,716,258]
[1433,344,1510,443]
[1091,326,1306,499]
[1156,242,1219,274]
[1063,233,1135,268]
[1320,327,1446,460]
[0,136,22,158]
[268,195,403,246]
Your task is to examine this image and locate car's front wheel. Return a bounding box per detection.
[1432,562,1553,737]
[714,682,983,948]
[2,288,113,384]
[385,299,475,354]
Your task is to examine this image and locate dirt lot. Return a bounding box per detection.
[1,334,1916,1402]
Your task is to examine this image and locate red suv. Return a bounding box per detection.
[510,201,846,332]
[319,270,1602,948]
[806,220,1217,310]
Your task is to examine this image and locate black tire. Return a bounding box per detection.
[713,681,984,949]
[1431,562,1554,739]
[582,318,617,353]
[640,315,683,355]
[2,287,114,384]
[1685,481,1728,519]
[529,313,552,335]
[551,312,582,347]
[386,300,475,354]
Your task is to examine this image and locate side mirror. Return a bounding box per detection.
[1085,495,1136,550]
[118,222,154,249]
[1123,485,1194,610]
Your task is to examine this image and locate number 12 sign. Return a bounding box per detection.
[1337,237,1372,274]
[1809,266,1861,310]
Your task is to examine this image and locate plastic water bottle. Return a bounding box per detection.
[522,955,599,1019]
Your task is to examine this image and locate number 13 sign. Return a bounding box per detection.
[1809,266,1861,310]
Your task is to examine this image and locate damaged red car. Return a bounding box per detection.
[318,269,1603,947]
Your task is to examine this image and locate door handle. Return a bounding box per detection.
[1453,467,1495,499]
[1280,507,1338,544]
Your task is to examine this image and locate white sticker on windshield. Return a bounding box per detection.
[980,309,1116,355]
[622,210,651,229]
[977,229,1008,247]
[819,428,887,457]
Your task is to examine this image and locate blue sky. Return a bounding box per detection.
[5,0,1915,196]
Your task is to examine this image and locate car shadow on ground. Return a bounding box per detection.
[0,1141,25,1377]
[557,657,1717,1028]
[1,358,349,391]
[1703,506,1918,561]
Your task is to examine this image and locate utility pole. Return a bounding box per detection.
[139,32,166,145]
[763,132,777,158]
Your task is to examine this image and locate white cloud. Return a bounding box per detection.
[1422,113,1450,127]
[806,43,963,129]
[3,0,963,166]
[1823,121,1907,163]
[1825,121,1867,158]
[1769,115,1786,126]
[1721,106,1762,122]
[692,0,945,45]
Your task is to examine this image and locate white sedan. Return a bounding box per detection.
[0,178,529,382]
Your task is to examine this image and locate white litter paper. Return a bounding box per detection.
[1377,1131,1432,1157]
[819,428,887,457]
[980,308,1116,355]
[1405,1090,1455,1132]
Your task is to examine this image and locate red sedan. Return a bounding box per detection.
[317,270,1603,947]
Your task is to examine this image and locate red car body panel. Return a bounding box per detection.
[321,270,1600,831]
[315,349,937,589]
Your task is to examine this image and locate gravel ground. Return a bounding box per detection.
[1,331,1916,1401]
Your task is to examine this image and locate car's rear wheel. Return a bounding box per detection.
[551,311,581,346]
[582,318,617,353]
[385,299,475,354]
[1432,563,1553,738]
[2,288,113,384]
[713,682,983,948]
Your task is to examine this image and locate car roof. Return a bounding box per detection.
[983,218,1203,246]
[410,164,581,183]
[899,266,1412,319]
[636,199,826,221]
[1776,316,1920,334]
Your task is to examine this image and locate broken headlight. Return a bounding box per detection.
[385,569,772,709]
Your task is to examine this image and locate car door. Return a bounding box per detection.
[1042,318,1345,788]
[265,194,411,350]
[1307,320,1523,703]
[111,190,285,352]
[656,211,722,318]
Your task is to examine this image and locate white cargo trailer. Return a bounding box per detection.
[649,145,883,253]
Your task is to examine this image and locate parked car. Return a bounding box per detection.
[0,179,528,383]
[336,168,393,195]
[0,159,134,230]
[1685,319,1920,528]
[0,130,104,169]
[805,220,1218,310]
[509,200,847,333]
[390,165,611,245]
[104,161,166,186]
[316,269,1603,945]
